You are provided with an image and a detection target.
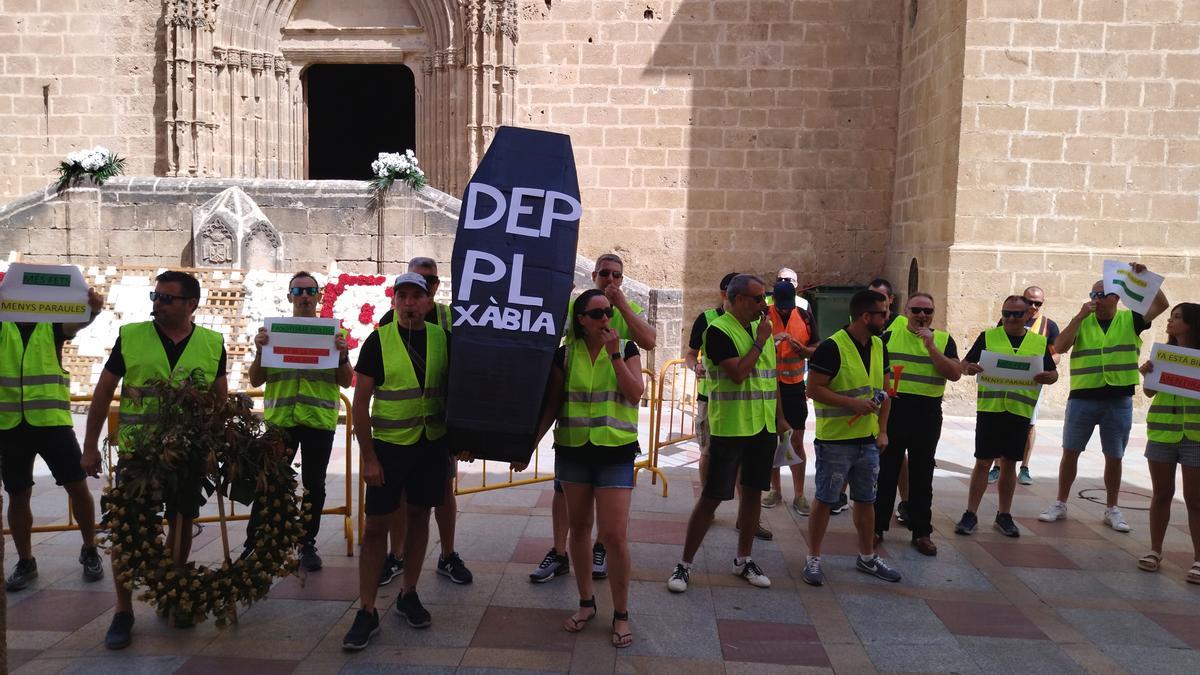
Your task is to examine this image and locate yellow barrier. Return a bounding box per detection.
[3,392,357,557]
[653,358,700,457]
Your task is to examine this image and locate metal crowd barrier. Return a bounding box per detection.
[3,392,357,557]
[652,358,700,458]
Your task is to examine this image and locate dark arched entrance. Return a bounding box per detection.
[304,64,416,180]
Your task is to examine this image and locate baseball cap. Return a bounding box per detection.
[719,272,740,291]
[393,272,429,292]
[772,281,796,310]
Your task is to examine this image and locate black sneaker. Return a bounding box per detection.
[378,553,404,586]
[342,608,380,650]
[395,590,432,628]
[80,546,105,582]
[105,611,134,650]
[6,557,38,591]
[831,494,850,515]
[529,548,569,583]
[993,512,1021,538]
[437,552,474,584]
[299,545,323,572]
[896,501,910,528]
[592,542,609,579]
[954,510,978,535]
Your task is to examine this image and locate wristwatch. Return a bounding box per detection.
[610,351,622,360]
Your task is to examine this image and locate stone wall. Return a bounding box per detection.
[516,0,903,336]
[943,0,1200,414]
[0,0,162,198]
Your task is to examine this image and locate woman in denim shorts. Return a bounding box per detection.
[1138,302,1200,584]
[535,289,643,648]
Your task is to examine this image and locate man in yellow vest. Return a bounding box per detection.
[876,293,962,556]
[667,275,801,593]
[343,273,454,649]
[685,272,737,487]
[244,271,352,572]
[81,271,228,649]
[375,257,472,587]
[956,296,1058,539]
[802,290,900,586]
[2,287,105,592]
[1039,265,1168,530]
[531,253,658,583]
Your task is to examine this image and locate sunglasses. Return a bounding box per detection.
[149,291,196,304]
[289,286,319,297]
[581,307,615,320]
[776,277,797,284]
[1001,309,1026,318]
[421,274,439,287]
[1024,299,1043,307]
[908,307,934,315]
[596,269,623,279]
[1089,291,1116,300]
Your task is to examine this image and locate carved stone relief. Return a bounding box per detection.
[191,187,284,270]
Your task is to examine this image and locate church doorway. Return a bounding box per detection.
[304,64,416,180]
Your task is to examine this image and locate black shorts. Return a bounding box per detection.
[0,422,87,495]
[974,412,1029,461]
[779,382,809,430]
[703,429,775,501]
[364,436,449,516]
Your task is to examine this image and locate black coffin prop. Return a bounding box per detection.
[447,127,581,463]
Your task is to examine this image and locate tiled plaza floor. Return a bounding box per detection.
[5,412,1200,673]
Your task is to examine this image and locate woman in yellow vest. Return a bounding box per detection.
[1137,302,1200,583]
[535,289,643,648]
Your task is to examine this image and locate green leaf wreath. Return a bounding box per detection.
[54,146,127,191]
[101,373,305,627]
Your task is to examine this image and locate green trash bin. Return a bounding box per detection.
[802,285,864,341]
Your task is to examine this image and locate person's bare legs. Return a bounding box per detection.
[551,489,570,553]
[435,479,456,558]
[595,486,633,643]
[1147,460,1176,555]
[1022,425,1036,470]
[681,496,721,563]
[64,480,98,548]
[807,499,832,556]
[1103,454,1123,508]
[736,484,760,558]
[790,464,805,501]
[7,488,35,560]
[769,466,782,494]
[358,514,391,612]
[852,500,875,557]
[1055,449,1082,504]
[997,458,1017,513]
[388,503,407,558]
[966,458,993,514]
[401,505,431,592]
[562,483,597,630]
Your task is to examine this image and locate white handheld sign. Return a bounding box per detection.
[1146,343,1200,401]
[261,317,341,370]
[1102,260,1163,315]
[978,350,1043,391]
[0,263,90,324]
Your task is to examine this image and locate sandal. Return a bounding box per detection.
[563,597,596,633]
[611,610,633,648]
[1188,562,1200,585]
[1137,551,1162,572]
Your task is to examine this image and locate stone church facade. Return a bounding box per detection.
[1,0,1198,409]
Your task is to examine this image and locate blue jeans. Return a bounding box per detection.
[555,456,635,489]
[813,440,880,504]
[1062,397,1133,459]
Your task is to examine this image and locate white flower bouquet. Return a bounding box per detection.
[55,146,126,190]
[368,150,427,192]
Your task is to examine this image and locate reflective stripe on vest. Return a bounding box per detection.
[371,321,448,444]
[697,308,720,398]
[117,322,224,444]
[0,322,72,428]
[1069,310,1141,390]
[554,339,639,447]
[703,313,777,437]
[1146,392,1200,443]
[768,305,811,384]
[263,328,345,431]
[813,330,883,441]
[977,327,1046,419]
[434,302,453,333]
[885,327,948,398]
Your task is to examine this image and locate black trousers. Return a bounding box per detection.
[246,425,335,548]
[874,414,941,539]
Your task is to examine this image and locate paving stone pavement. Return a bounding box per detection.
[4,413,1200,673]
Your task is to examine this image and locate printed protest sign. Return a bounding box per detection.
[978,350,1042,391]
[1146,343,1200,400]
[0,263,90,324]
[1103,260,1163,315]
[448,126,581,462]
[261,317,341,370]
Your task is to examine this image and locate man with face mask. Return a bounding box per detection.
[876,293,961,556]
[244,271,352,572]
[1039,264,1168,531]
[956,296,1058,539]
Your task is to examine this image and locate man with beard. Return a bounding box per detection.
[875,293,961,556]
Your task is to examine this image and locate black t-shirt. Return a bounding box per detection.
[551,340,641,464]
[688,307,724,351]
[1068,312,1150,400]
[704,320,757,365]
[104,323,228,378]
[964,331,1057,371]
[377,307,443,328]
[355,323,451,387]
[808,329,891,445]
[881,330,959,423]
[6,323,69,362]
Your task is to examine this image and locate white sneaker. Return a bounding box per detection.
[667,563,690,593]
[733,558,771,588]
[1104,506,1131,533]
[1038,501,1067,522]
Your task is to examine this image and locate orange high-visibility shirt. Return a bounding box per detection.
[768,305,812,384]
